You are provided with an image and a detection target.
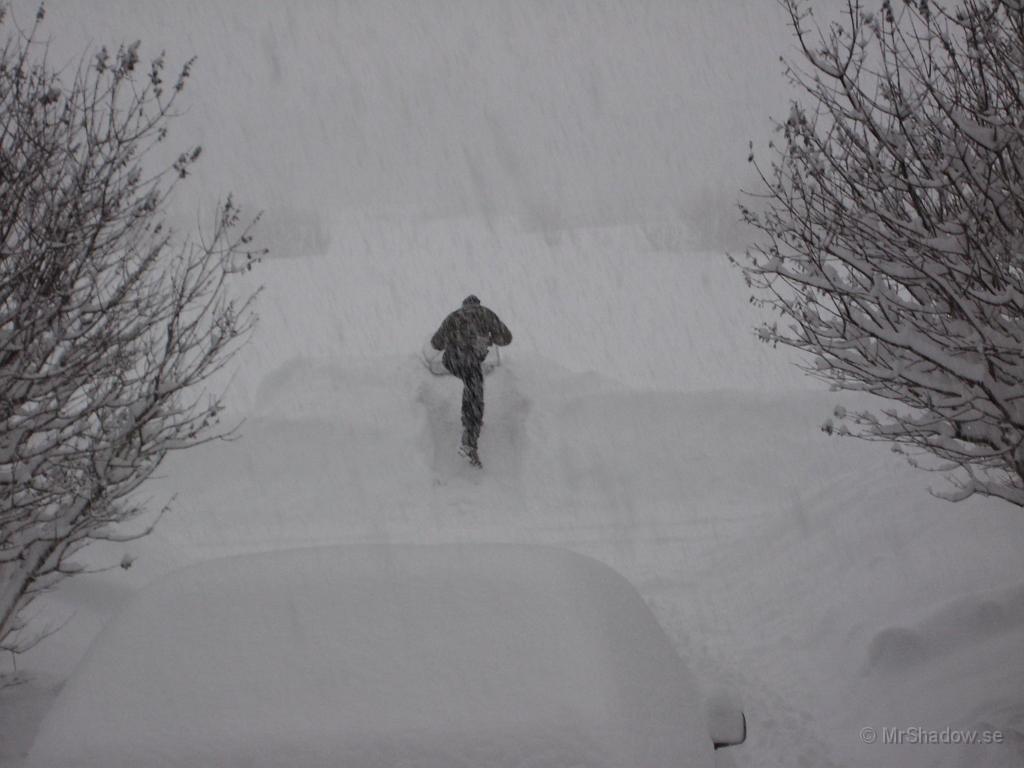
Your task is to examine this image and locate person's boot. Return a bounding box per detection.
[459,430,481,467]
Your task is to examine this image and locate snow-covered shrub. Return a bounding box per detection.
[736,0,1024,506]
[0,7,261,659]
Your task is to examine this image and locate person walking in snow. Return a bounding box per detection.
[431,295,513,467]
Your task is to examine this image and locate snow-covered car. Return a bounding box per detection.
[26,543,746,767]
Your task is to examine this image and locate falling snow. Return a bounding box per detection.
[2,2,1023,768]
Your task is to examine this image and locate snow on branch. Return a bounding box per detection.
[736,0,1024,506]
[0,9,263,656]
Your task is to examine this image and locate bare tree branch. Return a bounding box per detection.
[735,0,1024,506]
[0,7,263,655]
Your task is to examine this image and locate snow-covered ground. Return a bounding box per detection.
[2,2,1024,766]
[4,219,1023,767]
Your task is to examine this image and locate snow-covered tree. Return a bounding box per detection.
[0,8,261,657]
[737,0,1024,506]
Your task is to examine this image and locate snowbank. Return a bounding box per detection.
[837,584,1024,767]
[864,583,1024,676]
[213,216,807,413]
[25,544,714,768]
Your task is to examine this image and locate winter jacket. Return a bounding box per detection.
[431,305,513,363]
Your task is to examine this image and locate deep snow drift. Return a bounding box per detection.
[212,215,808,407]
[8,346,1023,767]
[2,218,1023,766]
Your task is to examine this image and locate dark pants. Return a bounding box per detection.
[443,349,485,449]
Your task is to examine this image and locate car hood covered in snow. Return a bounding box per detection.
[26,543,714,768]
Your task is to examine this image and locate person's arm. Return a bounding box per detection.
[486,310,512,346]
[431,315,452,351]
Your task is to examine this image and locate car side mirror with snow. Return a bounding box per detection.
[706,691,747,750]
